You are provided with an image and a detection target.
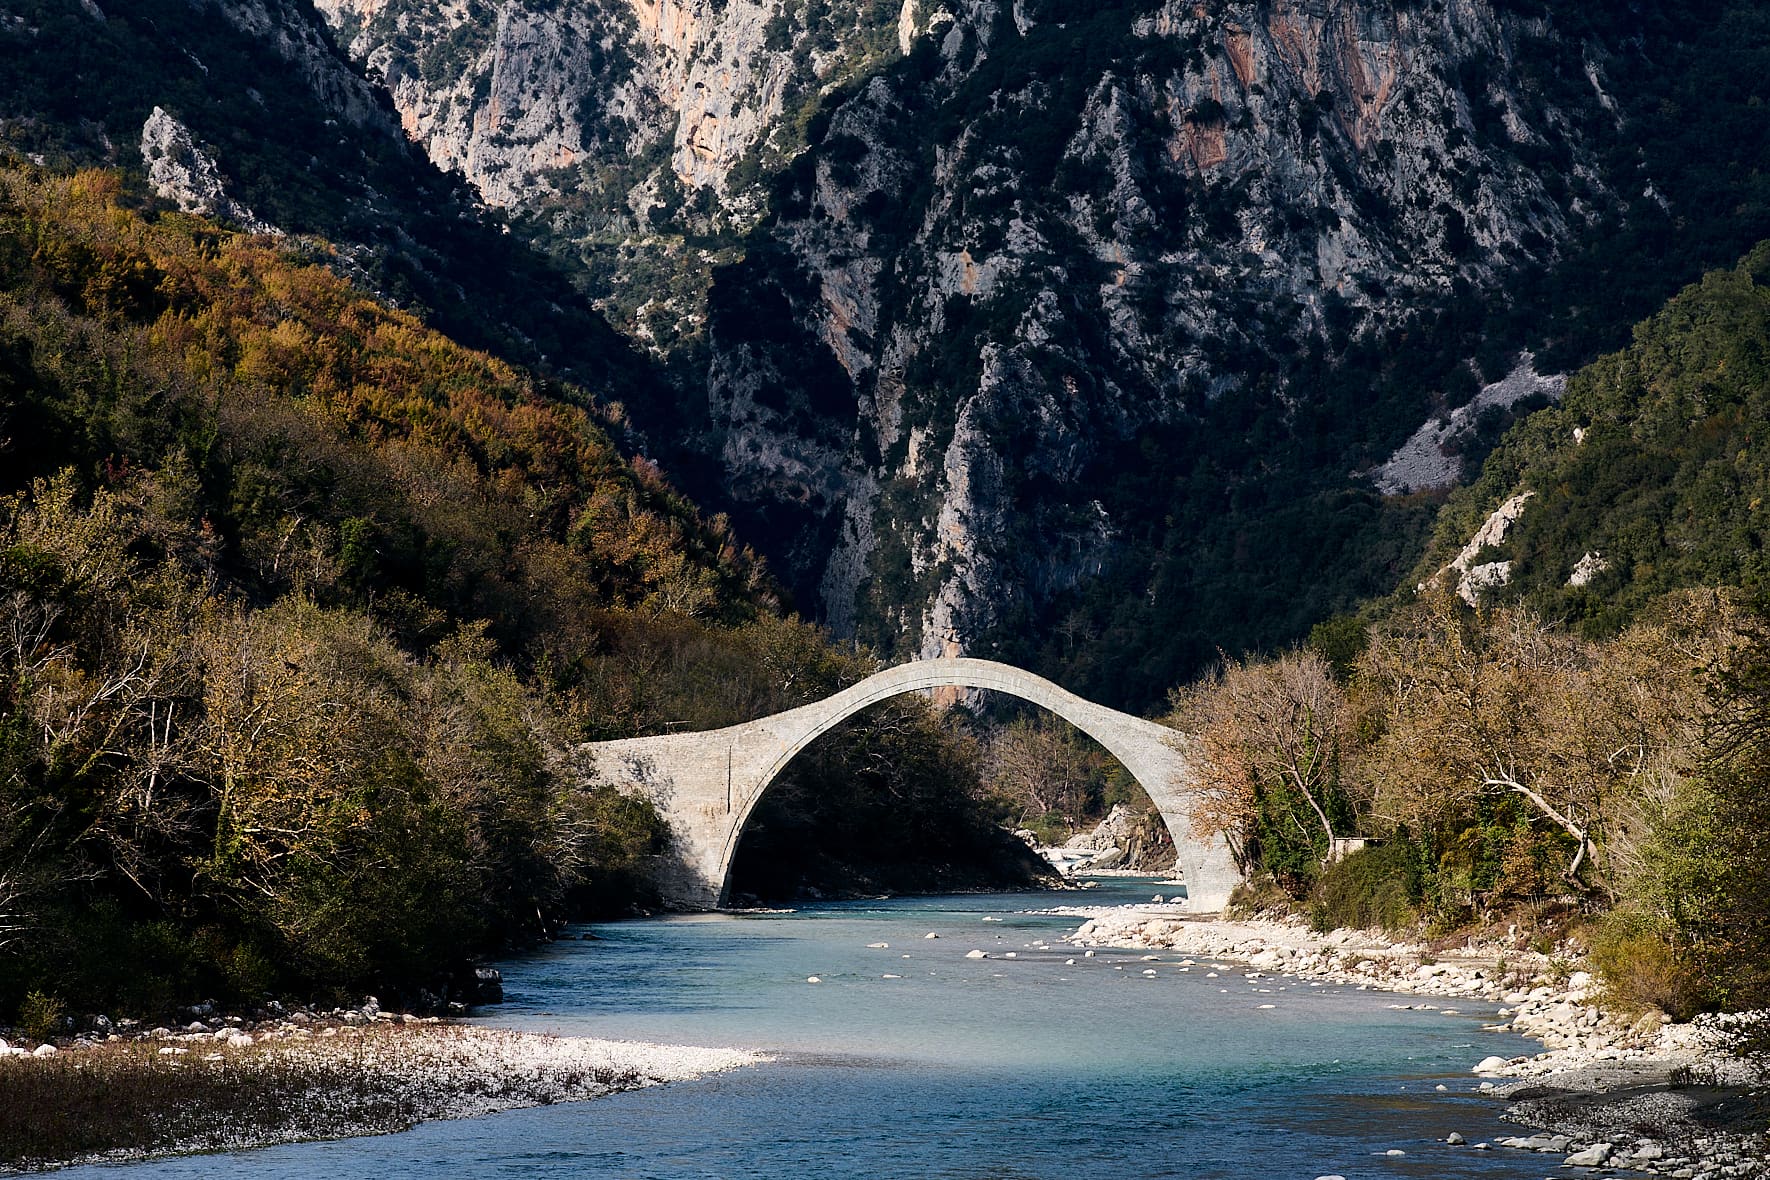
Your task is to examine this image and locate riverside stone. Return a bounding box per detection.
[1566,1143,1613,1166]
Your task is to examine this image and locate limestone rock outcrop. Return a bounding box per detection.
[140,107,278,234]
[697,0,1614,657]
[313,0,904,347]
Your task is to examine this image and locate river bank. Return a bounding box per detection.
[1060,902,1770,1178]
[0,1013,762,1173]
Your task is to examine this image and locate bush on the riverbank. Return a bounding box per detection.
[1179,586,1760,1016]
[1588,912,1704,1021]
[1309,842,1422,934]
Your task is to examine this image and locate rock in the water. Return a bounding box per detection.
[965,949,988,959]
[472,966,504,1004]
[1446,1132,1465,1145]
[806,976,821,984]
[1473,1055,1511,1074]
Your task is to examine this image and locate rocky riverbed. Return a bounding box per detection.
[1060,903,1769,1179]
[0,1003,763,1172]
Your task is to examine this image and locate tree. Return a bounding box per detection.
[1356,591,1732,894]
[1169,648,1349,878]
[1676,602,1770,1008]
[981,715,1102,828]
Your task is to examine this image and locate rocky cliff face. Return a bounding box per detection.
[307,0,1629,681]
[313,0,903,349]
[700,0,1613,661]
[139,105,278,233]
[60,0,1748,705]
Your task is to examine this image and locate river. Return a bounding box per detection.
[71,878,1555,1178]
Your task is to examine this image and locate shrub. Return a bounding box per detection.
[1309,842,1421,934]
[1589,911,1704,1020]
[1227,873,1296,919]
[18,991,64,1044]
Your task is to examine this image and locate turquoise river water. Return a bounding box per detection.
[71,878,1560,1178]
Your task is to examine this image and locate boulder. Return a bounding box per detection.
[1473,1055,1511,1074]
[1089,846,1125,870]
[1565,1144,1612,1166]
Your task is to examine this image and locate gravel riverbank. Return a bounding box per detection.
[1059,903,1769,1179]
[0,1010,764,1172]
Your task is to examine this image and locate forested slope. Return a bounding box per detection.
[1175,245,1770,1015]
[1418,242,1770,632]
[0,166,1026,1016]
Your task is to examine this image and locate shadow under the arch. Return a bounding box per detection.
[721,698,1062,907]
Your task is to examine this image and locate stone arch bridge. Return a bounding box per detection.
[585,657,1240,911]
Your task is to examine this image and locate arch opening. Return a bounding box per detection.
[971,696,1175,876]
[724,695,1056,905]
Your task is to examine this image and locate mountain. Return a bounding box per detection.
[8,0,1770,712]
[0,160,1043,1010]
[303,0,1770,708]
[0,0,671,420]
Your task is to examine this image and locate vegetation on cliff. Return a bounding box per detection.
[1417,242,1770,634]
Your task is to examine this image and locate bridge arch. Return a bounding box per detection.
[585,658,1239,911]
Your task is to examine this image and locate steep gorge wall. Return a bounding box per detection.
[313,0,905,348]
[302,0,1643,697]
[702,0,1613,665]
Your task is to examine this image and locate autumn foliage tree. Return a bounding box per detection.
[1168,648,1350,886]
[1356,591,1735,900]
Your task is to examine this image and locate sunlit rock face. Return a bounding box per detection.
[313,0,1616,663]
[698,0,1608,658]
[313,0,906,350]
